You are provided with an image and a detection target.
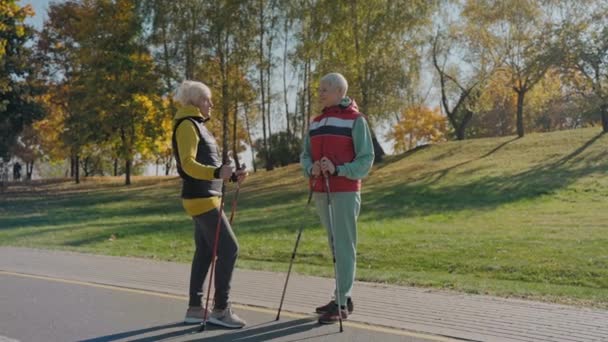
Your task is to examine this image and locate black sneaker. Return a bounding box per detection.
[315,298,354,315]
[318,303,348,325]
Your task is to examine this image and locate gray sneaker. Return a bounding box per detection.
[184,306,211,324]
[208,304,247,329]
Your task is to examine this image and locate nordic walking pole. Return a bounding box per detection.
[199,180,228,332]
[276,178,317,321]
[229,164,245,225]
[324,173,344,332]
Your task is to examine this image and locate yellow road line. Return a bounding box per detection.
[0,270,457,342]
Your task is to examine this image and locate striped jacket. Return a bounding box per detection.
[308,100,363,192]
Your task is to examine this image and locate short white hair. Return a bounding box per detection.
[320,73,348,97]
[174,80,211,106]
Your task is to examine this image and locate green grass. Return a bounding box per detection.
[1,127,607,308]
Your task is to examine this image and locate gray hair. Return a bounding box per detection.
[174,80,211,107]
[320,73,348,97]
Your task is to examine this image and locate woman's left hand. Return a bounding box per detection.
[320,157,336,176]
[235,168,248,184]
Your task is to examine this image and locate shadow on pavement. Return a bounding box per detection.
[81,318,331,342]
[182,317,332,342]
[79,322,190,342]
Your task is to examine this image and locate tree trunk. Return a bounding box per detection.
[217,27,230,164]
[601,104,608,133]
[70,156,75,178]
[293,83,300,137]
[283,18,290,135]
[243,104,257,172]
[306,60,312,132]
[165,159,172,176]
[82,156,90,177]
[74,154,80,184]
[456,124,466,140]
[184,7,196,80]
[265,15,275,172]
[26,161,33,180]
[300,61,308,139]
[113,158,118,176]
[160,22,173,96]
[266,87,274,171]
[516,90,525,138]
[125,159,131,185]
[455,110,473,140]
[232,101,240,168]
[258,0,268,170]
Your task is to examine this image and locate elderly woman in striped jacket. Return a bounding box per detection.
[300,72,375,324]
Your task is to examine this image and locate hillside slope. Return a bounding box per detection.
[1,127,607,307]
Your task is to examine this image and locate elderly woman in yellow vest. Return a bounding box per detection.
[172,80,246,329]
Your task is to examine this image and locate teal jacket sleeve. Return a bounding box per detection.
[300,131,313,178]
[336,116,375,180]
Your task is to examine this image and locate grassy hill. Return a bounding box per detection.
[1,127,607,308]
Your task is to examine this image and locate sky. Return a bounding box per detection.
[23,0,50,29]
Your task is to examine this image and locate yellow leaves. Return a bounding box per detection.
[20,4,35,17]
[131,93,155,113]
[389,106,448,153]
[0,1,35,58]
[129,52,153,64]
[478,69,516,112]
[32,91,69,161]
[525,69,562,111]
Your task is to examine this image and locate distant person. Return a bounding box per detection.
[13,162,21,181]
[172,80,247,328]
[300,73,374,324]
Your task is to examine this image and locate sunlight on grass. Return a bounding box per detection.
[1,127,607,308]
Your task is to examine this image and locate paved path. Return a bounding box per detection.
[0,272,435,342]
[1,247,607,342]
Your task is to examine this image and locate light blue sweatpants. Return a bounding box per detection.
[313,191,361,305]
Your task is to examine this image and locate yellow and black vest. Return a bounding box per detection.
[172,117,223,199]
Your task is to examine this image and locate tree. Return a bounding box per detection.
[432,33,484,140]
[254,131,301,169]
[255,0,280,170]
[11,124,43,180]
[33,90,70,163]
[471,67,588,137]
[0,1,42,159]
[73,0,163,185]
[389,106,448,153]
[291,0,437,162]
[431,0,509,141]
[560,1,608,132]
[463,0,562,138]
[153,99,175,176]
[37,0,93,183]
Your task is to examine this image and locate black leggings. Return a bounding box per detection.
[188,208,239,310]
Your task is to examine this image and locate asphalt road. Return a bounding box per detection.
[0,273,439,342]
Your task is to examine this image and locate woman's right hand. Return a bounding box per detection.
[311,161,322,177]
[218,164,234,180]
